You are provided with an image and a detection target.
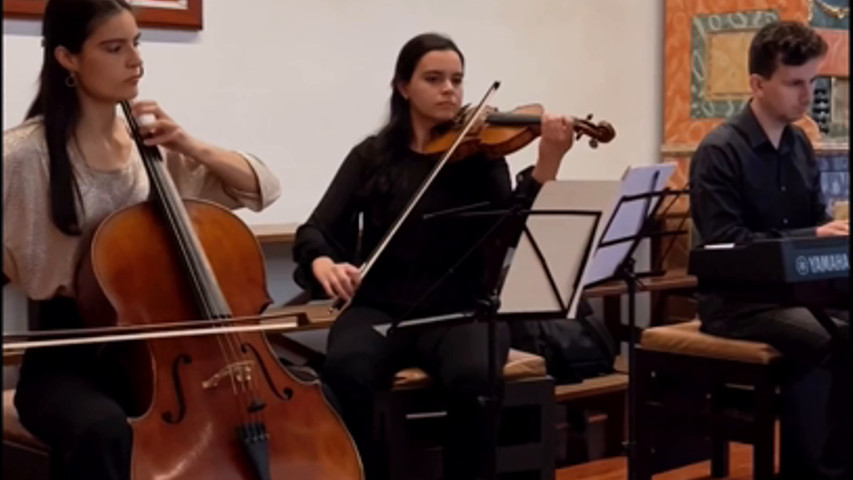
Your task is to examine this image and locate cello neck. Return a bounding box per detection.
[120,101,231,320]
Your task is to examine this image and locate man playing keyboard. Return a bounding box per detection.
[689,21,848,480]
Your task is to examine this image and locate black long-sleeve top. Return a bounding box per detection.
[689,103,831,322]
[293,135,542,319]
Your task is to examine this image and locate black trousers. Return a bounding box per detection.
[701,306,849,480]
[14,298,133,480]
[323,305,510,480]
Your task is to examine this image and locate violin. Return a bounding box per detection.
[334,82,617,313]
[424,103,616,161]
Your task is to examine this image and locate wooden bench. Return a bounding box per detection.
[379,349,555,480]
[552,354,629,464]
[3,389,50,480]
[249,222,300,244]
[634,320,783,480]
[554,371,629,403]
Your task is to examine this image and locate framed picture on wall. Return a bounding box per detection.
[3,0,202,30]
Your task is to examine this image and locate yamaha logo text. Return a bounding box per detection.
[795,253,850,276]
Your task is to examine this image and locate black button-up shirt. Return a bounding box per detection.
[690,102,830,246]
[689,103,832,322]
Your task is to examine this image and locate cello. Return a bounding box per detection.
[72,101,363,480]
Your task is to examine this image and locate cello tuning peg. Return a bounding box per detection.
[138,114,156,126]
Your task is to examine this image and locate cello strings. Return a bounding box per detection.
[123,102,252,420]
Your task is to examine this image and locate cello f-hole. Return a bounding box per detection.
[161,354,192,424]
[242,342,294,402]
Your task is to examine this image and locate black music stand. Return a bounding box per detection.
[380,178,622,480]
[582,165,691,480]
[380,164,692,478]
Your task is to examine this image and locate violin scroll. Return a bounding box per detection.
[573,114,615,149]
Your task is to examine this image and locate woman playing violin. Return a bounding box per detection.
[293,32,574,480]
[2,1,280,478]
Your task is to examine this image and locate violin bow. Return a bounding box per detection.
[333,80,502,312]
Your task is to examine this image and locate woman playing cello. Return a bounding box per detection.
[3,1,281,478]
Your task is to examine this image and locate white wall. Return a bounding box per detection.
[3,1,662,338]
[4,0,664,225]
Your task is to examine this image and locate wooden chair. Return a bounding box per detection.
[633,320,783,480]
[3,389,51,480]
[374,348,556,480]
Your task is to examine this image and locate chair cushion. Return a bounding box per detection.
[554,373,629,402]
[640,320,781,365]
[3,389,48,451]
[393,348,547,389]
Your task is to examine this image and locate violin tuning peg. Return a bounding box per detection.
[589,139,599,149]
[575,132,583,140]
[586,114,593,121]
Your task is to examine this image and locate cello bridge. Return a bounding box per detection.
[202,360,254,389]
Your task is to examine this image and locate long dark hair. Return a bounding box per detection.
[25,0,133,236]
[363,33,464,199]
[376,33,464,160]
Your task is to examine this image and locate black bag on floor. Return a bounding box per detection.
[509,299,617,385]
